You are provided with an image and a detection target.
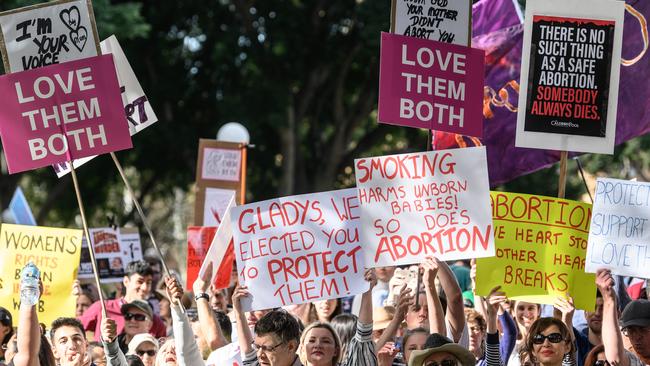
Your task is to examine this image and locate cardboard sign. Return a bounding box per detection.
[515,0,624,154]
[53,35,158,177]
[476,192,596,311]
[0,54,132,174]
[82,227,142,282]
[77,227,142,280]
[198,194,236,290]
[230,189,368,311]
[378,32,485,137]
[0,0,100,72]
[0,224,83,325]
[355,146,494,267]
[195,139,247,225]
[391,0,472,46]
[586,178,650,278]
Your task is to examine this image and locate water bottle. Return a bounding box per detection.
[20,262,40,307]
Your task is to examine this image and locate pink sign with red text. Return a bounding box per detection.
[378,32,485,137]
[0,54,131,174]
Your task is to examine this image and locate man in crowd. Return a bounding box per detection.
[597,268,650,366]
[51,318,91,366]
[233,285,302,366]
[573,292,604,366]
[80,260,166,341]
[117,301,155,353]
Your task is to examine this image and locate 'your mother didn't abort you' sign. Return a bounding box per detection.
[586,178,650,279]
[355,146,494,267]
[0,54,132,174]
[230,189,368,311]
[378,32,484,137]
[515,0,624,154]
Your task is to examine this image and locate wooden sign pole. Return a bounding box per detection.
[69,160,108,319]
[558,151,568,198]
[109,152,185,311]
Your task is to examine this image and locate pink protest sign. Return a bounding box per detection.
[0,54,131,174]
[378,32,485,137]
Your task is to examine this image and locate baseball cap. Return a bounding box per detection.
[127,333,159,355]
[121,300,153,319]
[620,299,650,329]
[409,333,476,366]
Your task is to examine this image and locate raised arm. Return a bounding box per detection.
[359,269,377,325]
[596,269,628,366]
[423,257,446,335]
[485,286,506,366]
[12,288,41,366]
[193,263,228,350]
[101,317,128,366]
[375,284,413,352]
[232,285,254,357]
[436,259,465,342]
[554,296,576,342]
[165,275,205,366]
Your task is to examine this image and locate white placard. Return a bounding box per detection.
[354,146,494,267]
[201,148,242,181]
[0,0,99,72]
[586,178,650,278]
[514,0,625,154]
[203,188,237,226]
[230,189,369,311]
[391,0,472,46]
[199,193,236,286]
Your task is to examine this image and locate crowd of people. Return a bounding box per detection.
[0,255,649,366]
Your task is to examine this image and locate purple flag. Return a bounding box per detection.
[436,0,650,186]
[472,0,522,36]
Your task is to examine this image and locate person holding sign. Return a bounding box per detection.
[596,269,650,366]
[471,286,514,366]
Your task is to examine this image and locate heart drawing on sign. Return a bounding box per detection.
[59,6,81,32]
[70,26,88,52]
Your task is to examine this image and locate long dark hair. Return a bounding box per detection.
[520,317,575,365]
[584,345,606,366]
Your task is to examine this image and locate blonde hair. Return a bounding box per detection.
[299,322,342,366]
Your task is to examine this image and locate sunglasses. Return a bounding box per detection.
[532,333,565,344]
[124,313,148,322]
[136,349,156,357]
[595,360,610,366]
[424,359,457,366]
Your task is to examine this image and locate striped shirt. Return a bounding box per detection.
[477,332,503,366]
[340,321,377,366]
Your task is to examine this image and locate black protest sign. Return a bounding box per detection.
[524,16,615,137]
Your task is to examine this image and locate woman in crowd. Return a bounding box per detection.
[311,299,342,324]
[0,308,13,365]
[583,345,607,366]
[520,318,575,366]
[508,301,541,366]
[402,328,429,364]
[299,322,342,366]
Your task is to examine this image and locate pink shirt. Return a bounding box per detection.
[79,298,167,341]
